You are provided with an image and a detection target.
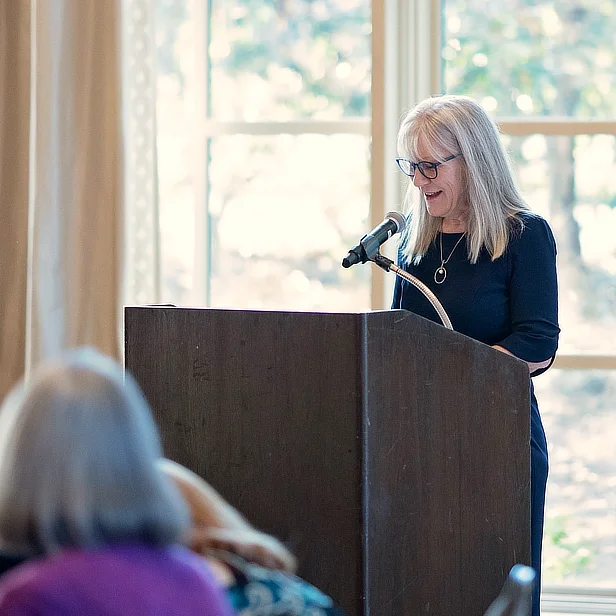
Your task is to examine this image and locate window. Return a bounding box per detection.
[154,0,371,310]
[443,0,616,601]
[148,0,616,608]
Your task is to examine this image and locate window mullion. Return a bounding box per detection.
[191,0,211,307]
[553,355,616,370]
[497,118,616,135]
[200,119,370,137]
[370,0,441,310]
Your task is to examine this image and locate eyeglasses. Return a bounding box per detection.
[395,153,462,179]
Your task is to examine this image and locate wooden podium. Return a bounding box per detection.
[124,306,531,616]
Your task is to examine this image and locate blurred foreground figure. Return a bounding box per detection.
[0,348,233,616]
[0,348,344,616]
[160,459,345,616]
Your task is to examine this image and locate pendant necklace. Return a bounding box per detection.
[434,231,466,284]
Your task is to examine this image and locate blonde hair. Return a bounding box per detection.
[0,348,190,555]
[397,94,531,264]
[160,458,298,573]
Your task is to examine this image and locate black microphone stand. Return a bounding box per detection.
[370,252,453,330]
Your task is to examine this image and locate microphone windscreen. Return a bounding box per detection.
[385,211,406,234]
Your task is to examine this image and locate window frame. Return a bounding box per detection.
[393,0,616,606]
[143,0,616,606]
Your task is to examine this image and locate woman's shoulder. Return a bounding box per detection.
[508,212,556,251]
[0,552,52,606]
[0,545,233,615]
[0,551,26,576]
[219,552,345,616]
[0,544,215,590]
[514,210,552,229]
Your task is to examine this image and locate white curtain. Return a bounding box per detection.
[0,0,124,400]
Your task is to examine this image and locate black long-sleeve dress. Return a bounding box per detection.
[392,212,560,616]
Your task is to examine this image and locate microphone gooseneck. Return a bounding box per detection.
[341,212,453,329]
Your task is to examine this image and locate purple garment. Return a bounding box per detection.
[0,543,234,616]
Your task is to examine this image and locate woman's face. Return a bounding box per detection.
[411,142,468,226]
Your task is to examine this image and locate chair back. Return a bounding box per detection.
[483,565,536,616]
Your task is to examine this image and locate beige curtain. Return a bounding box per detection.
[0,1,31,401]
[0,0,123,401]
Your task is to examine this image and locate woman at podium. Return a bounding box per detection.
[391,94,560,616]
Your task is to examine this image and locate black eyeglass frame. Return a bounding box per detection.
[395,153,462,179]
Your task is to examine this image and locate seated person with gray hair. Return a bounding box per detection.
[0,348,344,616]
[0,348,233,616]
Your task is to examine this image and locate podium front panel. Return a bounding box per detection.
[125,306,530,616]
[125,307,364,614]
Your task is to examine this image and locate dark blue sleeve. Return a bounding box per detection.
[497,216,560,372]
[391,254,403,309]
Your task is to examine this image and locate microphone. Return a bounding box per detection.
[341,211,406,268]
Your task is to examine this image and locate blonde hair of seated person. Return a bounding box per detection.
[159,459,297,574]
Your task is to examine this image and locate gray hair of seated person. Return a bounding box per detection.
[0,347,190,555]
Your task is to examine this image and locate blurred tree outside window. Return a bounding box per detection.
[444,0,616,591]
[155,0,371,311]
